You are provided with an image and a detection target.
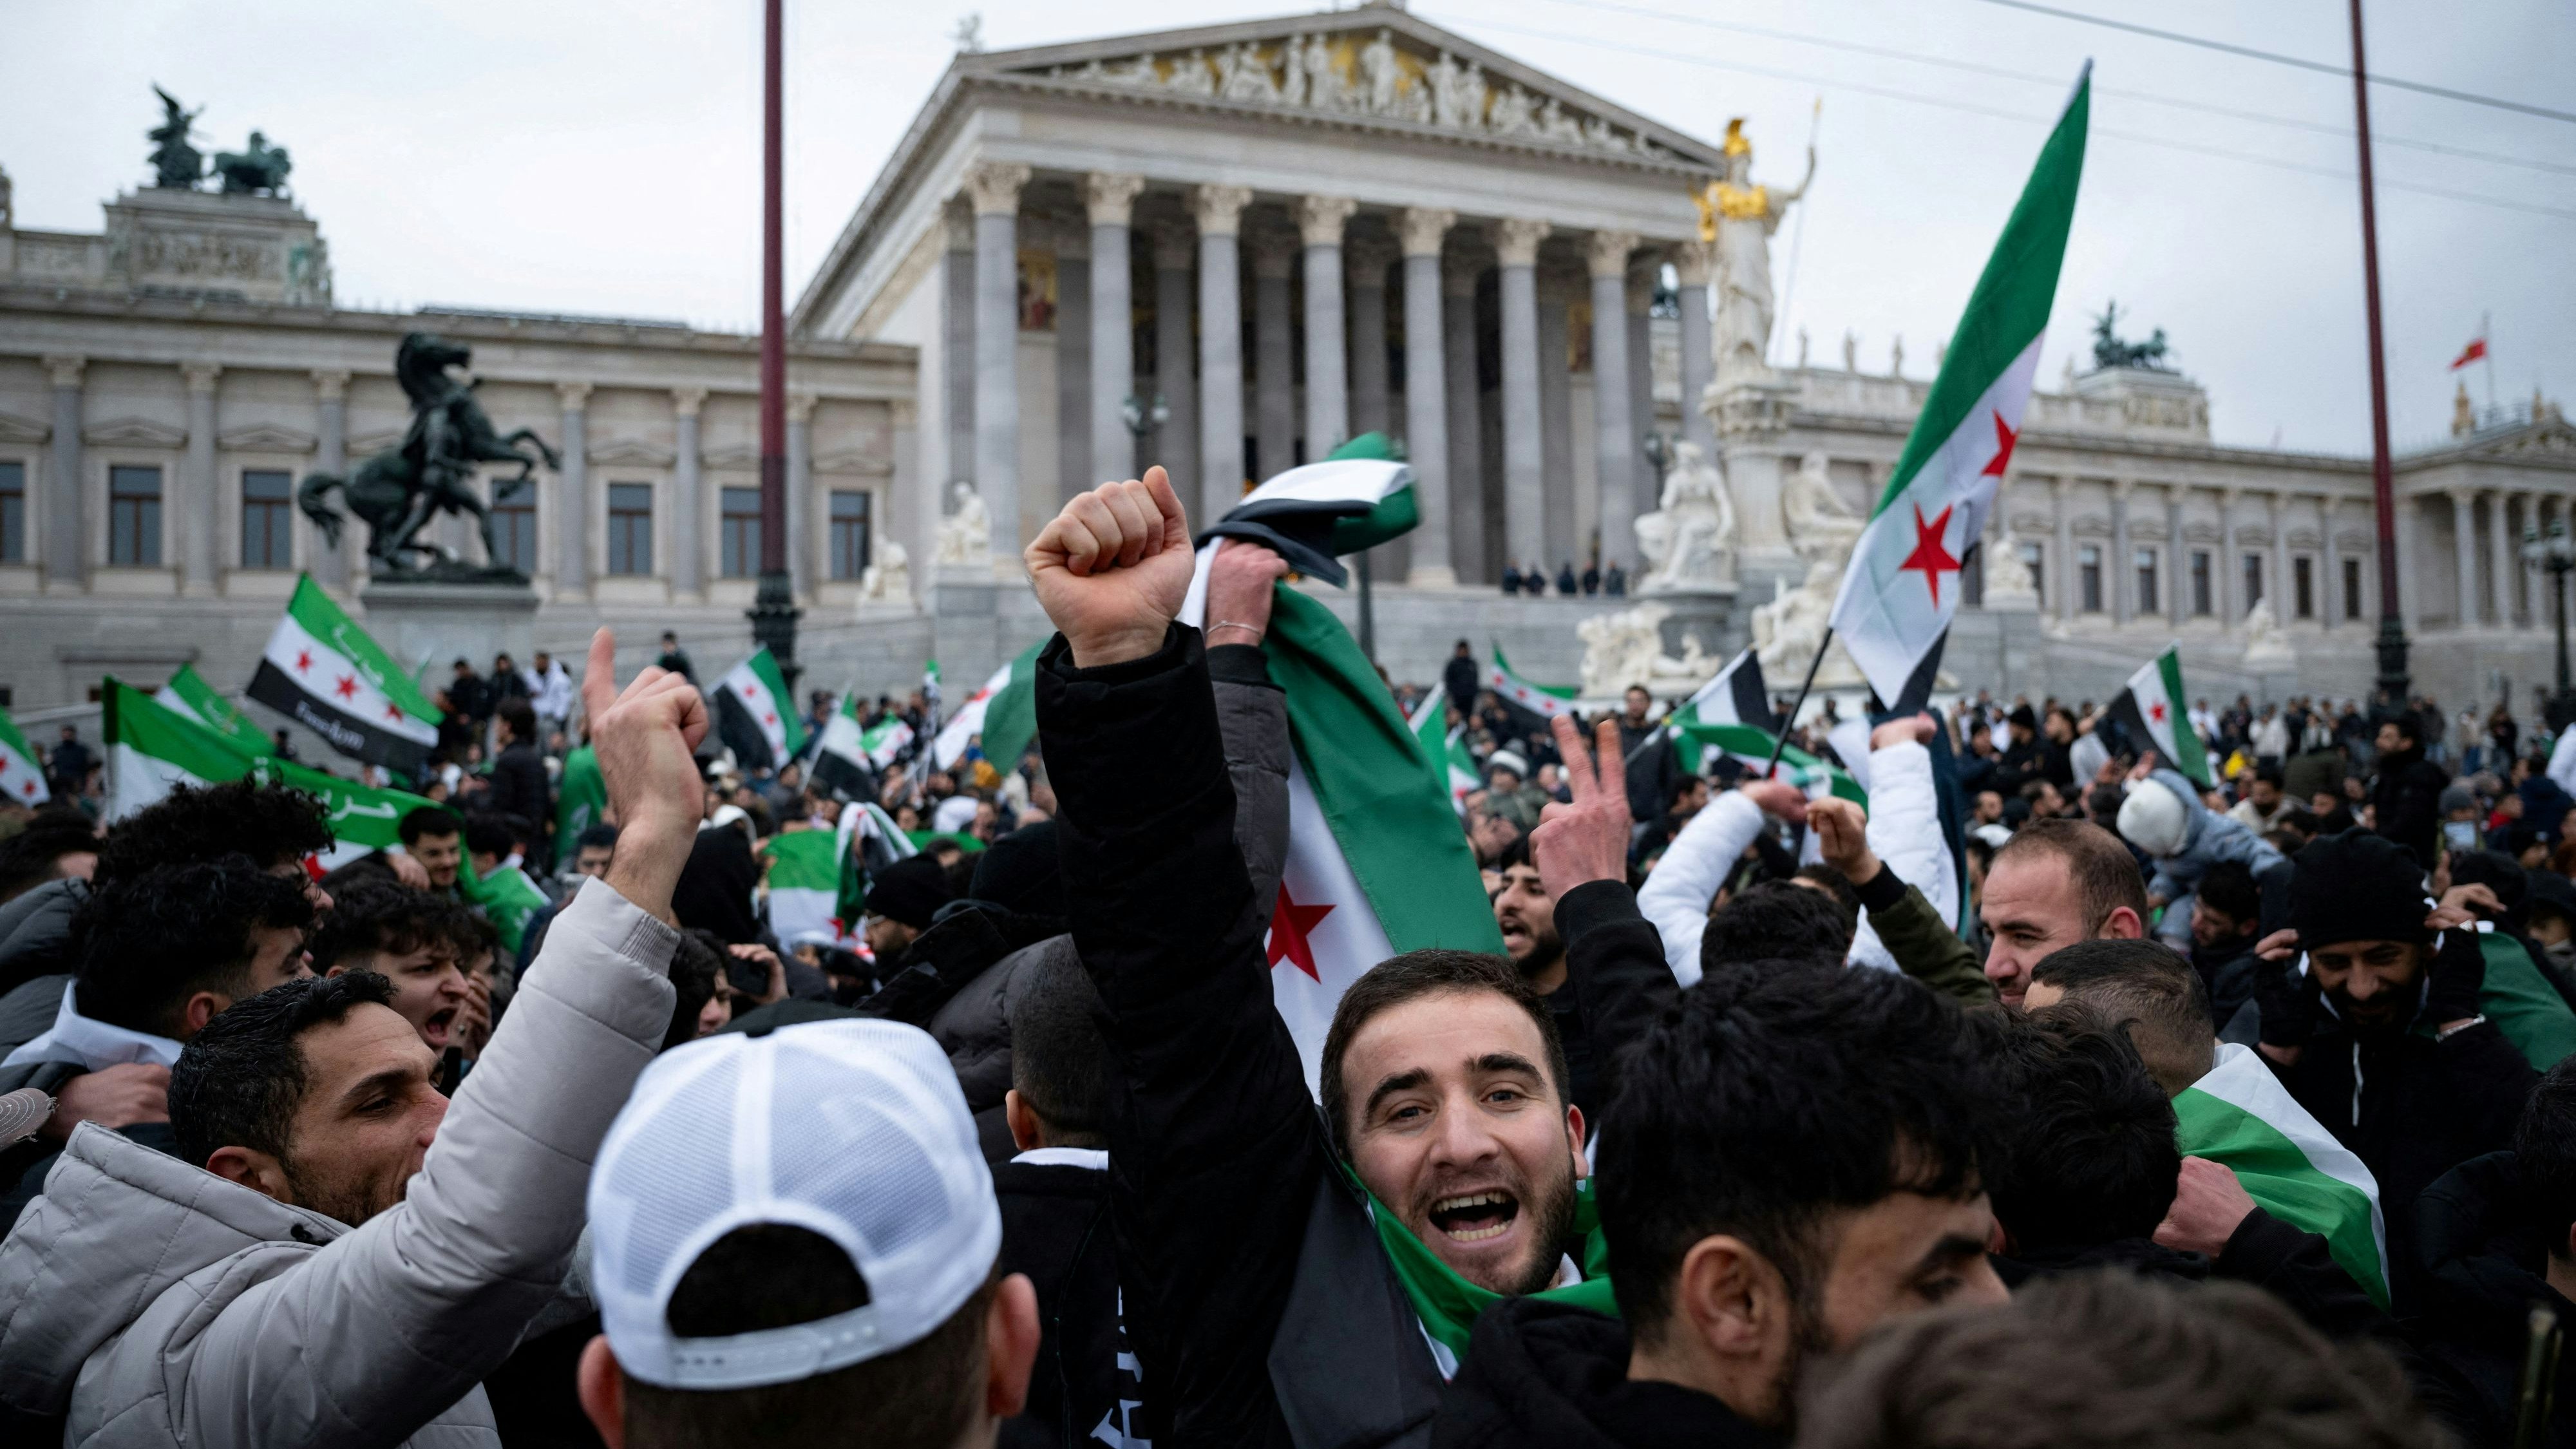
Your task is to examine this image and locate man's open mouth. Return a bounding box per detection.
[424,1008,457,1045]
[1428,1190,1520,1244]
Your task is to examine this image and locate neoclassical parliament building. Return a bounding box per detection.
[2,1,2570,717]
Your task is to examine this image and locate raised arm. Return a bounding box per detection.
[1027,470,1319,1446]
[1533,714,1682,1117]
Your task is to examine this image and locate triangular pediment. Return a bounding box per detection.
[2474,415,2576,459]
[812,449,893,476]
[219,422,318,453]
[350,431,408,457]
[0,412,50,445]
[588,438,677,468]
[82,417,187,448]
[700,443,761,470]
[978,9,1720,169]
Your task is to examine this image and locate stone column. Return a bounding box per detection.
[2316,494,2336,631]
[1625,252,1658,526]
[179,363,222,594]
[1298,195,1356,458]
[1153,225,1199,505]
[2452,489,2479,628]
[2488,489,2516,625]
[2269,493,2291,626]
[1054,222,1092,504]
[1441,249,1484,585]
[1086,173,1146,485]
[2165,486,2187,627]
[941,202,974,493]
[671,388,706,599]
[2108,480,2132,624]
[310,370,349,589]
[1349,237,1396,440]
[1398,208,1455,585]
[787,391,815,596]
[43,355,83,589]
[2050,477,2076,623]
[966,160,1031,562]
[1674,242,1718,464]
[1194,185,1253,519]
[888,398,920,599]
[2397,493,2421,636]
[1586,229,1639,576]
[1537,267,1577,575]
[557,382,592,595]
[1252,229,1297,482]
[2216,488,2238,628]
[1495,218,1549,574]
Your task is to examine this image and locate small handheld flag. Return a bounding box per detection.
[156,664,274,757]
[2105,645,2211,788]
[0,708,50,805]
[712,647,807,772]
[245,576,443,773]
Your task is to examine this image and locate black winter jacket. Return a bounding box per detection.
[1432,1298,1781,1449]
[2372,744,2451,870]
[2410,1151,2576,1449]
[996,1156,1137,1449]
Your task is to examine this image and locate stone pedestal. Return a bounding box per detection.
[1646,585,1743,665]
[359,580,539,677]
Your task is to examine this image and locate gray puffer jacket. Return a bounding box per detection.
[0,876,677,1448]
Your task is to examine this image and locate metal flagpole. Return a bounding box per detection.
[1771,97,1823,365]
[1761,627,1835,779]
[2349,0,2408,705]
[2483,312,2497,412]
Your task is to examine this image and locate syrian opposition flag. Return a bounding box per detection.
[713,647,808,772]
[247,575,443,773]
[2175,1041,2390,1307]
[1664,648,1863,805]
[105,677,435,870]
[763,828,846,947]
[1182,442,1505,1090]
[932,642,1040,773]
[460,855,549,954]
[1829,66,2089,706]
[811,691,879,801]
[1484,647,1577,721]
[1407,689,1479,815]
[0,708,49,806]
[835,799,918,942]
[2106,645,2211,788]
[156,663,273,757]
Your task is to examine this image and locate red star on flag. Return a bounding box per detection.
[2148,701,2168,724]
[1264,883,1336,981]
[294,650,312,673]
[1899,504,1962,608]
[19,780,35,799]
[384,703,404,721]
[334,674,360,700]
[763,712,777,726]
[1978,410,2020,478]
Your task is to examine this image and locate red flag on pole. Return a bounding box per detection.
[2450,337,2488,370]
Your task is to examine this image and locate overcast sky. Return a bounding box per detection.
[5,0,2567,455]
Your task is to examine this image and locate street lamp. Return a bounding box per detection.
[2523,518,2576,728]
[1121,392,1168,448]
[1642,430,1674,495]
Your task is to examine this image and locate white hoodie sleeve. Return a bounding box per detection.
[1636,790,1766,989]
[1846,741,1955,974]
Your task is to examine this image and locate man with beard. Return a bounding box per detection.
[1978,819,2150,1010]
[2253,828,2538,1311]
[1023,469,1674,1447]
[1436,960,2007,1446]
[2370,711,2450,869]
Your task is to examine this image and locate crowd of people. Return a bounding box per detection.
[0,464,2568,1447]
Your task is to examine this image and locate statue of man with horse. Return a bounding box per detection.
[299,332,560,580]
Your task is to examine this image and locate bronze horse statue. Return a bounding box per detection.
[299,333,560,577]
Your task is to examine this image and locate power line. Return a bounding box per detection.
[1425,12,2576,223]
[1529,0,2576,178]
[1968,0,2576,125]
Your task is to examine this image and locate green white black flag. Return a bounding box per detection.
[713,647,806,771]
[246,575,444,773]
[2107,645,2211,788]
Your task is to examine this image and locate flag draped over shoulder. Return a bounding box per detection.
[1184,446,1504,1089]
[105,677,434,869]
[712,647,806,772]
[2176,1042,2389,1307]
[1829,67,2090,706]
[246,575,443,773]
[2105,645,2211,788]
[0,708,49,806]
[156,664,273,757]
[763,828,846,946]
[933,642,1041,773]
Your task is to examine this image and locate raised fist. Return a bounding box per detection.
[1025,466,1195,668]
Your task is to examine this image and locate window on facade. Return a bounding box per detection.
[491,486,536,574]
[2020,540,2045,608]
[240,469,294,570]
[721,486,763,578]
[2242,553,2265,612]
[607,483,654,576]
[2134,547,2158,615]
[829,490,871,580]
[109,465,162,567]
[0,462,22,564]
[2293,556,2314,620]
[2078,544,2103,613]
[2191,551,2213,615]
[1962,540,1984,609]
[2344,558,2363,620]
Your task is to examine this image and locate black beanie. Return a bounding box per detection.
[2447,849,2528,928]
[865,854,954,931]
[2289,829,2430,950]
[970,820,1066,920]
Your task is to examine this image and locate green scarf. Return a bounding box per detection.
[1347,1162,1620,1365]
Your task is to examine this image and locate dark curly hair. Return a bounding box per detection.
[93,779,332,887]
[1982,1003,2181,1252]
[306,878,469,975]
[72,855,316,1039]
[169,970,396,1170]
